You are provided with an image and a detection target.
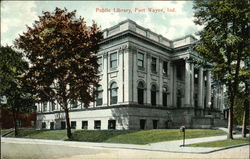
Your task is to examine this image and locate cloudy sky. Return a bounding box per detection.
[1,1,202,46]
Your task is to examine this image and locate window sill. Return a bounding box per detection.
[109,67,118,71]
[138,66,145,71]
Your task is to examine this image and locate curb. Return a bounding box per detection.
[2,137,249,154]
[205,143,250,154]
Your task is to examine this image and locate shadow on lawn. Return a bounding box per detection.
[69,130,141,142]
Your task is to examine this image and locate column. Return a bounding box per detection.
[220,86,224,111]
[168,61,174,107]
[158,59,163,106]
[118,48,124,104]
[102,52,108,106]
[146,53,151,105]
[190,63,194,107]
[198,67,204,108]
[173,62,177,107]
[184,59,191,107]
[206,70,212,109]
[213,89,218,109]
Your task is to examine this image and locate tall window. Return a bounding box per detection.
[137,81,145,104]
[151,85,157,106]
[194,94,198,108]
[163,61,168,76]
[110,82,118,104]
[97,57,103,72]
[96,85,103,106]
[162,87,168,106]
[151,57,157,73]
[176,65,183,80]
[50,101,55,111]
[110,53,117,68]
[43,102,47,112]
[70,100,78,108]
[137,52,144,69]
[177,89,182,108]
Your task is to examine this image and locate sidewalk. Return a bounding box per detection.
[1,134,248,154]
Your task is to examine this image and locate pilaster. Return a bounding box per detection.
[118,47,124,104]
[158,59,163,105]
[206,69,212,109]
[133,49,138,103]
[190,62,194,107]
[168,61,174,107]
[102,52,108,106]
[184,59,191,106]
[146,53,151,105]
[198,66,204,108]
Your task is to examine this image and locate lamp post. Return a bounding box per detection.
[180,126,186,147]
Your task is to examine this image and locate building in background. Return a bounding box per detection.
[36,19,226,130]
[1,107,36,129]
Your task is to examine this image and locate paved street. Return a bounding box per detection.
[1,136,249,159]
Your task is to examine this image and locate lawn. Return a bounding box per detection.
[71,129,226,144]
[188,137,250,147]
[1,129,12,133]
[6,129,72,140]
[6,129,226,144]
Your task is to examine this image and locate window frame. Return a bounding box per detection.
[137,81,145,105]
[108,120,116,130]
[94,120,101,130]
[42,122,46,129]
[137,52,144,69]
[151,57,157,73]
[43,102,47,112]
[110,82,118,105]
[162,87,168,106]
[97,56,103,72]
[96,86,103,106]
[82,121,88,129]
[110,52,118,69]
[71,121,77,129]
[163,61,168,76]
[151,85,157,106]
[70,100,78,109]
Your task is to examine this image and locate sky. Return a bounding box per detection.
[1,1,202,46]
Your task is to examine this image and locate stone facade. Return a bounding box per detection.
[36,19,226,130]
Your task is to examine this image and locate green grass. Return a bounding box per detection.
[1,129,12,133]
[6,129,71,140]
[188,137,250,147]
[71,129,226,144]
[6,129,226,144]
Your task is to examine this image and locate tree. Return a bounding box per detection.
[0,46,35,136]
[241,58,250,137]
[14,8,103,138]
[193,0,249,139]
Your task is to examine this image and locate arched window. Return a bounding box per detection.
[162,87,168,106]
[110,82,118,104]
[137,81,145,104]
[151,85,157,106]
[96,85,103,106]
